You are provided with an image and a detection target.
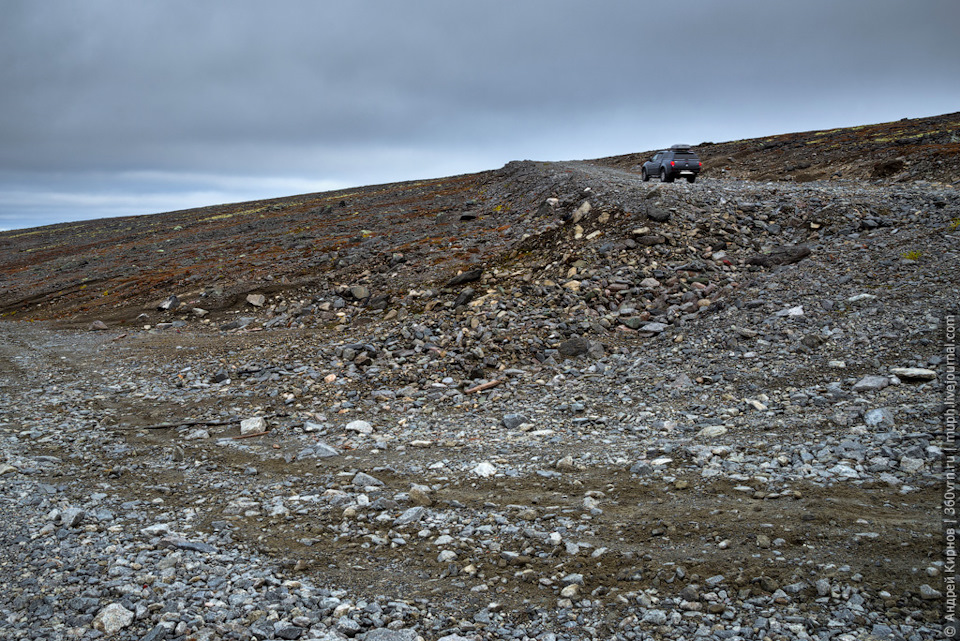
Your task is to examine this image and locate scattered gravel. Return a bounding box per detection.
[1,163,957,640]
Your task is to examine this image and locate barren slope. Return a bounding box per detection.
[0,115,958,641]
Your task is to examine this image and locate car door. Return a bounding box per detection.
[649,153,662,172]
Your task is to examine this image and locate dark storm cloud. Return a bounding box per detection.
[1,0,958,229]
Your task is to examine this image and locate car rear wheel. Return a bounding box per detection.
[641,168,649,182]
[660,168,673,183]
[686,176,696,184]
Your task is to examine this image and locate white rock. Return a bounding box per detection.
[473,461,497,478]
[240,417,267,435]
[345,420,374,434]
[641,609,667,625]
[697,425,728,438]
[829,464,860,479]
[141,523,172,536]
[889,367,936,380]
[900,457,924,474]
[640,322,668,333]
[572,201,591,223]
[93,603,134,634]
[775,305,804,317]
[184,428,210,440]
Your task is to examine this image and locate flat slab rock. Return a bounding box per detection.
[852,375,889,392]
[890,367,937,380]
[746,245,811,267]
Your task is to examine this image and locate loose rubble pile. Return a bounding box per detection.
[1,159,958,640]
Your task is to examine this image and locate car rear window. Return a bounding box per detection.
[674,152,698,158]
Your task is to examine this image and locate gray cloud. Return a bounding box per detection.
[1,0,958,229]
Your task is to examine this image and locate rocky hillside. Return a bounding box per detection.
[597,111,960,184]
[1,112,958,326]
[0,115,958,641]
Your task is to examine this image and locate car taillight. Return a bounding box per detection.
[670,161,675,167]
[699,162,702,167]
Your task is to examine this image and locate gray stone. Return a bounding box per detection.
[157,295,180,311]
[314,442,339,457]
[646,207,671,223]
[864,408,894,428]
[394,506,426,526]
[166,538,217,554]
[502,413,531,429]
[353,472,384,487]
[349,285,370,300]
[453,286,475,307]
[697,425,727,438]
[363,629,420,641]
[899,457,924,474]
[558,336,591,357]
[853,376,889,392]
[61,507,84,528]
[141,624,170,641]
[890,367,936,380]
[246,293,266,307]
[640,322,668,333]
[445,269,483,287]
[641,609,667,624]
[337,616,362,636]
[275,622,303,640]
[745,245,811,268]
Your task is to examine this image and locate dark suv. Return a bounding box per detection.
[642,145,702,183]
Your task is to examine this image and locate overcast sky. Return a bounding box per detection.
[1,1,958,231]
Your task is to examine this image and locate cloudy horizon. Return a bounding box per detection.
[2,0,958,232]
